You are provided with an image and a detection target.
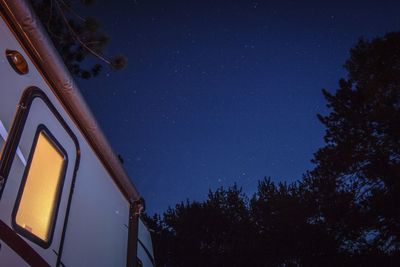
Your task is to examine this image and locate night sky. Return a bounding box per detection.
[77,0,400,214]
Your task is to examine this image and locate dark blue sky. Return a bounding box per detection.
[77,0,400,214]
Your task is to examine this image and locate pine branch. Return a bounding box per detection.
[59,0,85,22]
[54,0,112,65]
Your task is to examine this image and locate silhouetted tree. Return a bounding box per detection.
[146,180,353,267]
[141,213,174,267]
[310,32,400,255]
[250,178,342,266]
[144,185,256,267]
[31,0,126,79]
[144,32,400,267]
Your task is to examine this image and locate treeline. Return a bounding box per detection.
[143,32,400,267]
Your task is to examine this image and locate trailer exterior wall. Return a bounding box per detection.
[60,141,130,266]
[0,0,141,203]
[0,7,133,266]
[138,219,155,266]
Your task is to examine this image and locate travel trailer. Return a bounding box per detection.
[0,0,154,266]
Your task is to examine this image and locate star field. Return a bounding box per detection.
[78,0,400,214]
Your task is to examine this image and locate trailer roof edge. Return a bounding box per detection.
[0,0,141,204]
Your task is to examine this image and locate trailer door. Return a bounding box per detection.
[0,87,79,266]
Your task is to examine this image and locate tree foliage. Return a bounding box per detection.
[311,32,400,252]
[31,0,126,79]
[143,32,400,266]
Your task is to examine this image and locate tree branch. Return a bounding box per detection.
[54,0,112,65]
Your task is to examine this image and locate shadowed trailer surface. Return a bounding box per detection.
[0,0,154,266]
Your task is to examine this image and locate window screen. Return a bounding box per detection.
[14,128,67,244]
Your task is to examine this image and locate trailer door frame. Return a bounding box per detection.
[0,87,80,266]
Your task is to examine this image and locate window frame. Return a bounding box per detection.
[0,87,80,265]
[11,124,68,248]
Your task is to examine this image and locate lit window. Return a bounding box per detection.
[14,128,66,244]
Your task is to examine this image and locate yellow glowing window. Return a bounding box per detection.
[14,129,66,245]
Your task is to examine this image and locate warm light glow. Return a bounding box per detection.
[6,50,29,75]
[15,131,65,242]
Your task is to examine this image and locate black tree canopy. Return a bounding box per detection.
[32,0,126,79]
[143,32,400,266]
[312,32,400,251]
